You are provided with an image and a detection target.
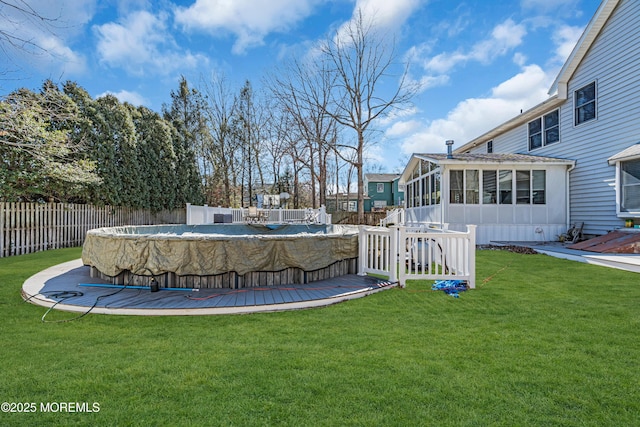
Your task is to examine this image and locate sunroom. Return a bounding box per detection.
[608,143,640,219]
[399,153,576,244]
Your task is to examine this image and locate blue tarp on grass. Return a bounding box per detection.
[432,280,468,298]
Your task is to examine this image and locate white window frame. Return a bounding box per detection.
[574,81,597,126]
[376,183,384,193]
[528,109,560,151]
[405,159,440,208]
[450,168,546,205]
[614,158,640,218]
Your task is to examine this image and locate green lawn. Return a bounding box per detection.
[1,247,639,426]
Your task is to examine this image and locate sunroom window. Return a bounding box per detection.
[450,170,464,204]
[482,170,496,204]
[449,169,545,205]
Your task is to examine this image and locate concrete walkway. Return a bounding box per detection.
[499,241,640,274]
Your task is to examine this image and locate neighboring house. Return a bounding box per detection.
[364,174,403,211]
[400,0,640,244]
[326,193,368,213]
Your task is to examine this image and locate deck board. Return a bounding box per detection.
[26,263,396,314]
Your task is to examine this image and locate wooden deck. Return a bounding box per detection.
[568,230,640,254]
[22,260,397,316]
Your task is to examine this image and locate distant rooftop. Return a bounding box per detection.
[365,173,401,182]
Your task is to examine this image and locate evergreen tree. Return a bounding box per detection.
[163,76,206,206]
[131,105,178,211]
[0,83,99,202]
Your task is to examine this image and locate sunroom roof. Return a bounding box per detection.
[399,153,575,184]
[417,153,575,164]
[607,143,640,165]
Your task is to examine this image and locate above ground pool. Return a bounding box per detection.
[82,224,359,289]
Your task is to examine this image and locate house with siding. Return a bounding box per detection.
[400,0,640,244]
[364,174,403,211]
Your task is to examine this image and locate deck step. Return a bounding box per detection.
[569,230,640,254]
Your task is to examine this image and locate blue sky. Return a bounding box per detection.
[1,0,601,172]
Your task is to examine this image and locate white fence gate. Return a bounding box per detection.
[358,224,476,288]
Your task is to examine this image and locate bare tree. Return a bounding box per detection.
[268,59,337,208]
[200,73,239,206]
[320,9,417,222]
[0,1,66,80]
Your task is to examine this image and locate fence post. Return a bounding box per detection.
[397,225,406,287]
[467,224,477,289]
[358,225,367,276]
[0,202,4,257]
[389,225,398,284]
[319,205,327,224]
[186,203,192,225]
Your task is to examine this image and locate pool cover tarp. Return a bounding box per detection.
[82,224,359,277]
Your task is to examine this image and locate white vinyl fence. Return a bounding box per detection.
[379,208,405,227]
[359,223,476,288]
[186,204,332,225]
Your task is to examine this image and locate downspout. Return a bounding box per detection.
[566,162,576,231]
[440,163,446,229]
[443,140,454,228]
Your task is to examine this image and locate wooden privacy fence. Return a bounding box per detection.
[0,202,185,257]
[332,211,387,226]
[358,223,477,288]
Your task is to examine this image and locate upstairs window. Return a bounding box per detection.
[487,140,493,153]
[376,183,384,193]
[544,111,559,145]
[528,110,559,151]
[528,119,542,150]
[575,82,596,125]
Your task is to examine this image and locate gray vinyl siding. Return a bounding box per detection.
[467,0,640,236]
[560,0,640,235]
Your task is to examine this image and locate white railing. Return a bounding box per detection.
[186,204,331,225]
[379,208,405,227]
[358,224,476,288]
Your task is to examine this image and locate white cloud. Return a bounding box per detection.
[351,0,423,31]
[406,18,527,94]
[386,119,423,137]
[425,19,527,73]
[96,89,148,106]
[174,0,320,55]
[38,36,87,75]
[551,24,584,64]
[330,0,423,52]
[0,0,94,76]
[94,10,208,76]
[394,63,552,155]
[521,0,579,12]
